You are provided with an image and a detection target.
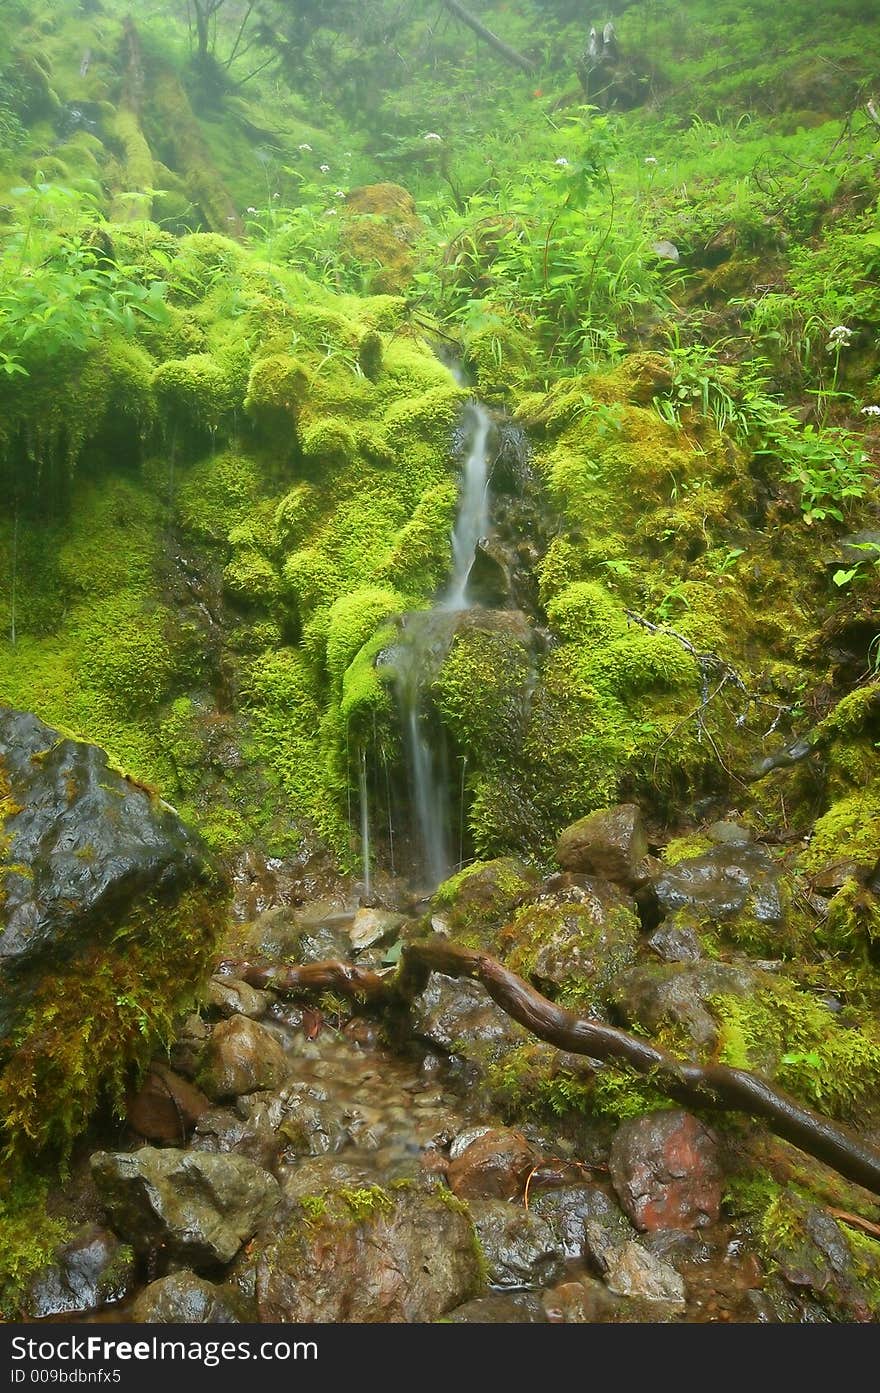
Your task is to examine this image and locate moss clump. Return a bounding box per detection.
[432,856,538,942]
[800,792,880,876]
[499,895,641,1013]
[713,981,880,1122]
[339,1186,394,1223]
[545,581,629,645]
[662,833,715,865]
[153,350,245,432]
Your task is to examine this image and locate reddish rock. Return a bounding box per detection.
[447,1127,539,1201]
[609,1110,721,1231]
[126,1063,211,1143]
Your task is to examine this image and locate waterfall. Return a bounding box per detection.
[442,403,493,611]
[358,747,372,901]
[389,397,496,889]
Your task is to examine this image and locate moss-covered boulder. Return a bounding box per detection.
[654,843,797,957]
[340,183,423,295]
[0,707,224,1159]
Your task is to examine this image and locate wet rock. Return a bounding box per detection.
[25,1226,135,1319]
[467,540,515,608]
[542,1276,615,1322]
[609,1110,722,1231]
[130,1272,248,1323]
[502,881,640,1014]
[198,1016,290,1100]
[91,1147,280,1267]
[533,1184,630,1259]
[204,975,270,1020]
[190,1104,283,1172]
[595,1236,687,1305]
[555,804,650,890]
[654,843,789,953]
[647,917,704,962]
[449,1292,547,1323]
[349,907,403,953]
[766,1188,879,1322]
[447,1127,539,1201]
[0,707,221,1142]
[223,903,352,965]
[126,1063,211,1144]
[610,959,764,1048]
[340,182,423,295]
[468,1199,564,1288]
[410,972,533,1062]
[255,1185,481,1322]
[707,821,752,846]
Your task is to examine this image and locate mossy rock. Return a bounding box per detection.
[432,857,539,943]
[0,708,224,1162]
[500,885,641,1014]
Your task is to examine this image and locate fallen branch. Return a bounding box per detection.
[220,940,880,1198]
[437,0,535,72]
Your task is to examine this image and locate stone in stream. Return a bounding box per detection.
[555,803,651,890]
[762,1187,880,1322]
[430,857,539,941]
[131,1272,249,1323]
[449,1292,548,1322]
[198,1015,290,1100]
[24,1225,135,1319]
[467,1199,564,1288]
[189,1102,284,1172]
[254,1184,482,1322]
[0,707,223,1153]
[349,906,404,952]
[533,1183,632,1259]
[91,1147,280,1268]
[446,1126,539,1201]
[609,1110,722,1232]
[586,1228,686,1305]
[204,974,271,1020]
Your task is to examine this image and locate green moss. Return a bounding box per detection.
[545,581,629,645]
[662,833,714,865]
[800,793,880,875]
[153,350,245,432]
[432,856,537,941]
[339,1186,394,1223]
[499,897,641,1012]
[0,883,223,1165]
[713,982,880,1121]
[0,1174,70,1317]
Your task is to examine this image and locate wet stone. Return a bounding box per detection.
[610,959,763,1048]
[25,1226,135,1319]
[126,1064,211,1144]
[449,1292,547,1323]
[592,1231,687,1305]
[204,975,271,1020]
[130,1272,248,1323]
[609,1110,722,1232]
[198,1016,290,1100]
[555,803,650,890]
[91,1147,281,1268]
[533,1184,630,1260]
[468,1199,564,1288]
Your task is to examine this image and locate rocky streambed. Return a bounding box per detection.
[4,708,880,1325]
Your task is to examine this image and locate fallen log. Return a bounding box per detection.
[218,938,880,1198]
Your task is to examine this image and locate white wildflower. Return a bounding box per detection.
[324,208,338,217]
[644,155,658,165]
[861,405,880,416]
[554,157,569,167]
[246,206,258,214]
[319,164,330,173]
[423,132,442,142]
[298,143,313,152]
[334,189,346,199]
[829,325,853,341]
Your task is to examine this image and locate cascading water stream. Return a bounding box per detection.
[392,399,496,889]
[441,403,493,612]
